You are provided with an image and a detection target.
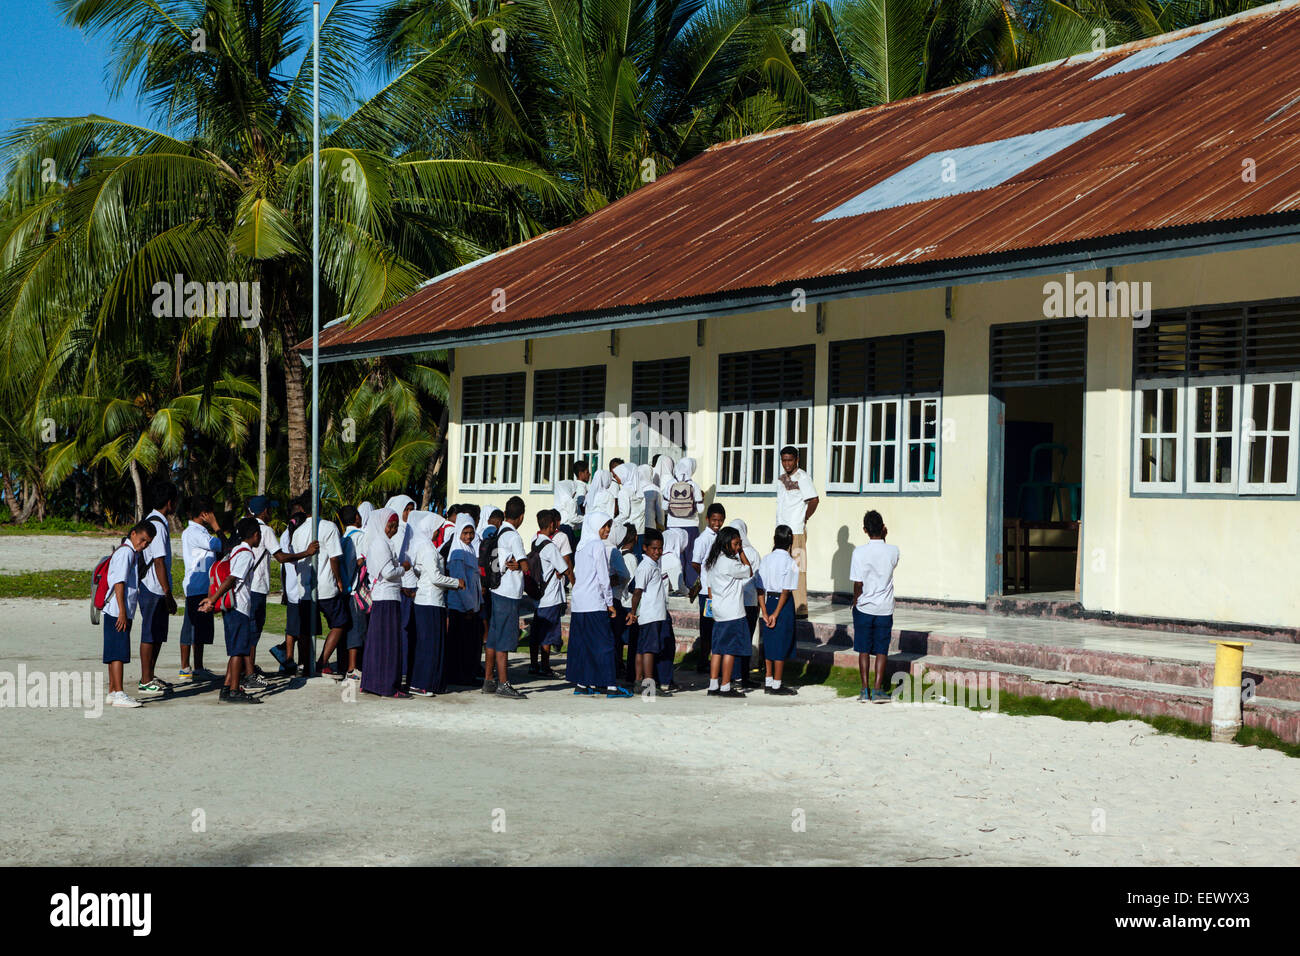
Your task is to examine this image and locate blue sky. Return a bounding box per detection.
[0,1,381,137]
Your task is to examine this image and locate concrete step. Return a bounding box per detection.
[664,608,1300,703]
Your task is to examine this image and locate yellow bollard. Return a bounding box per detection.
[1209,640,1251,743]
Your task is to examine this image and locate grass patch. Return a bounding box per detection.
[0,564,189,599]
[0,517,119,535]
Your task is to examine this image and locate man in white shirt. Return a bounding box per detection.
[484,496,528,699]
[688,503,726,670]
[528,509,573,678]
[774,446,819,617]
[292,509,346,675]
[200,516,264,704]
[849,510,900,703]
[248,495,318,677]
[137,481,179,693]
[179,494,223,681]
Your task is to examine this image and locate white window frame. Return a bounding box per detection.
[461,418,523,491]
[781,403,813,484]
[716,406,749,493]
[461,422,481,488]
[534,414,602,492]
[862,397,902,493]
[531,419,554,489]
[1239,372,1300,495]
[1132,379,1183,492]
[1184,375,1238,494]
[748,403,781,489]
[826,400,864,492]
[903,393,941,492]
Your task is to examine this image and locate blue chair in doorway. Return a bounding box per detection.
[1017,443,1078,522]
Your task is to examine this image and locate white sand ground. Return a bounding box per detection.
[0,533,178,573]
[1,598,1297,866]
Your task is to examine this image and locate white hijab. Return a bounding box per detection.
[448,514,478,561]
[637,463,655,489]
[577,509,612,553]
[476,505,502,539]
[653,455,675,487]
[612,463,641,494]
[674,457,696,481]
[729,518,760,562]
[362,507,398,567]
[357,501,374,527]
[589,469,612,495]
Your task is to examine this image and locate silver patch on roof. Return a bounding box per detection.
[1090,28,1223,80]
[815,114,1124,221]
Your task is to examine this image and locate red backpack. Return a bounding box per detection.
[91,547,123,611]
[208,544,259,612]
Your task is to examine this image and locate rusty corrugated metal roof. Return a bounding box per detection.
[310,1,1300,358]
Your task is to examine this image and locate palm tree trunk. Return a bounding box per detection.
[258,326,268,495]
[129,460,144,522]
[279,324,310,499]
[421,406,449,509]
[3,475,21,521]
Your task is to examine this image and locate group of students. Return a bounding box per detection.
[97,449,901,708]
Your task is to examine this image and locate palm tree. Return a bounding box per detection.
[0,0,565,503]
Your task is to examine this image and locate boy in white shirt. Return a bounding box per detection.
[849,511,900,703]
[292,507,347,676]
[338,505,368,680]
[528,509,573,678]
[200,517,265,704]
[102,521,156,708]
[178,494,223,681]
[485,495,528,699]
[626,530,673,695]
[688,503,726,669]
[774,446,819,617]
[137,481,179,693]
[250,495,319,678]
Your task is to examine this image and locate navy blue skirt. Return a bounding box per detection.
[762,594,797,661]
[711,617,750,657]
[410,604,446,693]
[568,610,615,688]
[362,599,404,696]
[636,619,673,656]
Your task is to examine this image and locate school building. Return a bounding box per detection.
[312,2,1300,633]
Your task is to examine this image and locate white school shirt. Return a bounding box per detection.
[850,540,900,615]
[533,533,568,608]
[665,480,704,528]
[281,528,304,602]
[705,554,752,622]
[632,556,669,624]
[643,487,664,530]
[104,542,140,619]
[552,528,574,564]
[774,468,818,534]
[293,519,344,600]
[616,485,647,534]
[571,545,613,613]
[140,509,172,596]
[447,547,481,612]
[756,550,800,597]
[250,517,276,594]
[691,526,717,589]
[398,523,420,590]
[492,524,527,599]
[181,521,221,598]
[555,480,582,527]
[412,539,461,607]
[368,543,406,603]
[739,543,761,607]
[590,487,616,520]
[227,544,256,618]
[341,526,365,593]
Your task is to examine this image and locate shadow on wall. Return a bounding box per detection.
[831,524,855,594]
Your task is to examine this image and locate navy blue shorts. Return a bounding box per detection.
[223,609,253,657]
[852,610,892,655]
[137,590,169,644]
[318,595,351,630]
[102,614,132,663]
[249,591,268,643]
[635,619,673,657]
[288,601,322,639]
[346,600,368,650]
[179,594,214,646]
[485,593,520,652]
[530,602,564,648]
[710,617,750,657]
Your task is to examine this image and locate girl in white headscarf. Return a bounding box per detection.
[361,508,410,698]
[444,514,483,686]
[408,511,463,696]
[612,464,647,552]
[661,527,689,594]
[638,463,663,533]
[729,518,762,688]
[587,469,615,519]
[568,510,630,697]
[652,454,675,489]
[357,501,375,529]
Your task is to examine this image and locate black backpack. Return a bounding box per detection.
[521,539,554,601]
[478,533,502,592]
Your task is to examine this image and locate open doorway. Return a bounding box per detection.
[987,320,1086,599]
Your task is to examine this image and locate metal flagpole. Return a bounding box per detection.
[309,0,321,677]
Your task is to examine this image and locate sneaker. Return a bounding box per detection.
[318,664,337,677]
[108,691,142,708]
[656,685,674,697]
[767,685,798,696]
[495,683,526,700]
[720,687,746,698]
[605,685,633,699]
[193,667,218,682]
[241,674,269,690]
[573,686,596,696]
[222,688,261,704]
[178,667,193,680]
[871,688,891,703]
[707,688,722,696]
[858,689,871,703]
[391,691,412,699]
[137,679,165,693]
[409,687,435,697]
[219,687,230,701]
[269,644,287,667]
[254,665,268,677]
[345,669,362,682]
[481,679,498,695]
[278,663,299,677]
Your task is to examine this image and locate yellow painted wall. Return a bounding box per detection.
[447,245,1300,628]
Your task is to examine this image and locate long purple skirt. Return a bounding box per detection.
[361,600,404,696]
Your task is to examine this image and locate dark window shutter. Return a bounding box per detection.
[1187,308,1244,374]
[907,332,945,392]
[1245,303,1300,372]
[463,373,524,421]
[532,369,562,418]
[829,340,868,400]
[632,358,690,411]
[719,346,814,405]
[991,320,1086,388]
[532,366,605,418]
[1134,312,1189,378]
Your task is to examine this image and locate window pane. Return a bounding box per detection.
[1142,389,1157,432]
[1214,436,1233,483]
[1160,388,1177,433]
[1274,383,1292,431]
[884,445,896,483]
[1141,438,1155,482]
[1194,437,1210,484]
[1160,438,1176,482]
[1271,436,1289,483]
[1215,387,1233,432]
[1249,435,1267,484]
[1194,387,1211,432]
[1252,384,1269,432]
